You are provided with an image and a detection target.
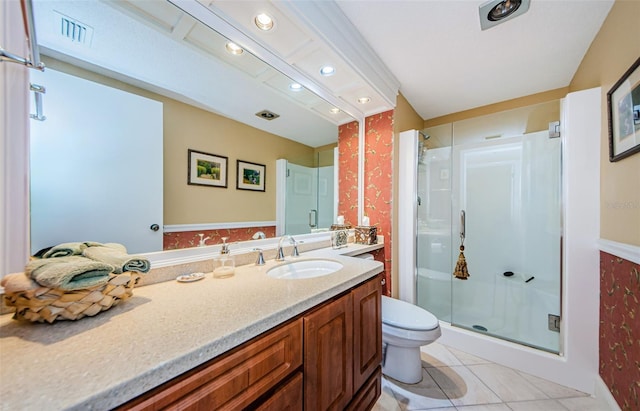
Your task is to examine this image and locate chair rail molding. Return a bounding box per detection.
[598,239,640,265]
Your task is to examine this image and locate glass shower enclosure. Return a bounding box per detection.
[416,101,562,353]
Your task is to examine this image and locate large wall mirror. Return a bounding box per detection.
[27,0,360,255]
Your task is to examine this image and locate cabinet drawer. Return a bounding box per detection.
[346,366,381,411]
[253,372,303,411]
[121,319,302,411]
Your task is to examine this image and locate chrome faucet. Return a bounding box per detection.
[254,248,265,266]
[276,235,299,261]
[252,231,266,240]
[197,233,210,247]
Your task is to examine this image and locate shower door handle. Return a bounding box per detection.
[309,209,317,228]
[460,210,466,240]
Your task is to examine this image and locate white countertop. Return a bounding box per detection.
[0,244,383,410]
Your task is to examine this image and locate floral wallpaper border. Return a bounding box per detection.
[163,226,276,250]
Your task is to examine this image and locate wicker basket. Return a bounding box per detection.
[3,272,141,323]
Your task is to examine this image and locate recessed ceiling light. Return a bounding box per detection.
[254,13,274,31]
[289,83,302,91]
[357,97,371,104]
[225,42,244,55]
[255,110,280,121]
[479,0,530,30]
[330,108,341,114]
[320,65,335,76]
[488,0,521,21]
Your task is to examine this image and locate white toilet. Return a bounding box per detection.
[381,295,441,384]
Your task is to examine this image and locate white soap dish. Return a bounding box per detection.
[176,272,205,283]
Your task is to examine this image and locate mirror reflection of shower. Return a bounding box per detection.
[276,148,337,236]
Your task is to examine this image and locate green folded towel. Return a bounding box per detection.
[83,244,150,274]
[25,256,115,290]
[41,242,89,258]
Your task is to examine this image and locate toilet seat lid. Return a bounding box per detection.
[382,296,439,331]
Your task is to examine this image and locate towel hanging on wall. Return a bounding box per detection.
[453,210,470,280]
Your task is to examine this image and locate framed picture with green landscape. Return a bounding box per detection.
[236,160,265,192]
[188,149,228,188]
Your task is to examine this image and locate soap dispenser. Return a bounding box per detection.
[213,237,235,278]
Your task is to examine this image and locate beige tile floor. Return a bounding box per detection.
[374,343,615,411]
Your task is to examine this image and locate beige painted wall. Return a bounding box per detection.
[163,99,314,224]
[41,57,315,225]
[314,144,338,167]
[424,88,568,128]
[569,0,640,246]
[391,93,425,298]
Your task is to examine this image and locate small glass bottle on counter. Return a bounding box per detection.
[212,255,235,278]
[212,237,235,278]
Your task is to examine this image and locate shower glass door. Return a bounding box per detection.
[450,115,562,353]
[417,101,562,354]
[416,126,453,323]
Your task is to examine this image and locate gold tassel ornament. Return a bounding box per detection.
[453,242,470,280]
[453,210,470,280]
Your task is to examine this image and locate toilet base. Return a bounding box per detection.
[382,343,423,384]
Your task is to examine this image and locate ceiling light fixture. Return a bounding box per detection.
[289,83,302,91]
[254,13,274,31]
[479,0,530,30]
[330,108,341,114]
[225,42,244,55]
[320,65,335,76]
[255,109,280,121]
[357,97,371,104]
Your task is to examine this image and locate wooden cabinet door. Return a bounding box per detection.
[304,293,354,411]
[352,276,382,391]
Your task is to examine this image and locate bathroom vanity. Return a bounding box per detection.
[118,275,381,410]
[0,245,383,410]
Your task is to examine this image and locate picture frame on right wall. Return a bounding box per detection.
[607,56,640,162]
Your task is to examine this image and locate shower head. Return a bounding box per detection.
[418,132,429,164]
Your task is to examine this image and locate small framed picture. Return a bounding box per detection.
[188,149,228,188]
[236,160,265,192]
[607,56,640,162]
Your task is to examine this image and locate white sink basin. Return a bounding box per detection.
[267,259,343,280]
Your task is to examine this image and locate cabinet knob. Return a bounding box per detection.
[150,224,160,232]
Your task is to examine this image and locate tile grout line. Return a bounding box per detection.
[436,345,509,408]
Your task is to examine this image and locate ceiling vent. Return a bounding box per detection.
[54,11,93,45]
[255,110,280,121]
